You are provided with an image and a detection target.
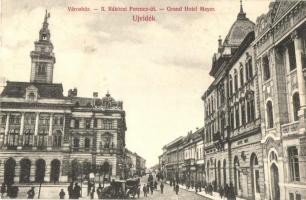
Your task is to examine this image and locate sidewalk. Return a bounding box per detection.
[165,181,246,200]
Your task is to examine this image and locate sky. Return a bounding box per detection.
[0,0,270,167]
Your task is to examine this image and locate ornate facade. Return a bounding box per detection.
[254,1,306,200]
[0,11,127,184]
[161,1,306,200]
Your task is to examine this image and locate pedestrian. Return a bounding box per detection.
[150,182,154,195]
[142,184,147,197]
[1,183,6,198]
[137,186,140,198]
[160,182,164,194]
[219,186,224,199]
[224,183,229,199]
[87,181,92,196]
[229,182,236,200]
[27,187,35,199]
[11,185,19,198]
[68,182,74,199]
[97,183,103,199]
[154,180,158,190]
[59,189,65,199]
[74,183,81,199]
[175,184,179,195]
[90,185,95,199]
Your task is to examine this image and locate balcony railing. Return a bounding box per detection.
[281,121,299,136]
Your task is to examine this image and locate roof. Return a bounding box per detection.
[0,81,64,99]
[224,9,255,47]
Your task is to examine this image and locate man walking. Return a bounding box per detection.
[175,184,179,195]
[1,183,6,198]
[59,189,65,199]
[97,184,103,199]
[68,182,74,199]
[142,184,147,197]
[160,182,164,194]
[74,183,81,199]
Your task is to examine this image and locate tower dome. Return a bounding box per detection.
[223,0,255,47]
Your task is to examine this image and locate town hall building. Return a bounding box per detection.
[0,11,127,184]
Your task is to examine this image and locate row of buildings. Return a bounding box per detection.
[159,1,306,200]
[0,11,145,184]
[125,149,146,177]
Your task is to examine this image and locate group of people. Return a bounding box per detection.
[1,183,19,198]
[0,183,36,199]
[66,182,82,199]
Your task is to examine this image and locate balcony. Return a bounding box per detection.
[184,158,195,166]
[281,121,299,136]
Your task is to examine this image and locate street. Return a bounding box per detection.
[1,175,211,199]
[137,175,210,200]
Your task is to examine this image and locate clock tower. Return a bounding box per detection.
[30,10,56,83]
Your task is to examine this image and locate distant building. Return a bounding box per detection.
[125,148,146,177]
[0,11,127,184]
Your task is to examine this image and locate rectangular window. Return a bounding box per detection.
[296,194,301,200]
[85,119,91,129]
[103,119,113,129]
[288,146,300,181]
[235,106,239,128]
[241,103,246,125]
[94,119,98,128]
[288,42,297,71]
[75,119,79,129]
[263,56,271,81]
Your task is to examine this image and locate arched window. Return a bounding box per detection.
[234,156,241,194]
[240,65,244,86]
[247,91,255,122]
[248,58,253,78]
[293,93,300,121]
[241,100,246,125]
[234,70,238,93]
[250,153,260,195]
[235,104,240,128]
[266,101,274,129]
[229,75,233,96]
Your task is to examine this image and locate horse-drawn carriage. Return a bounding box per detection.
[100,178,140,199]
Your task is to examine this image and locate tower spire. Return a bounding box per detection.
[30,10,55,83]
[240,0,243,13]
[237,0,246,20]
